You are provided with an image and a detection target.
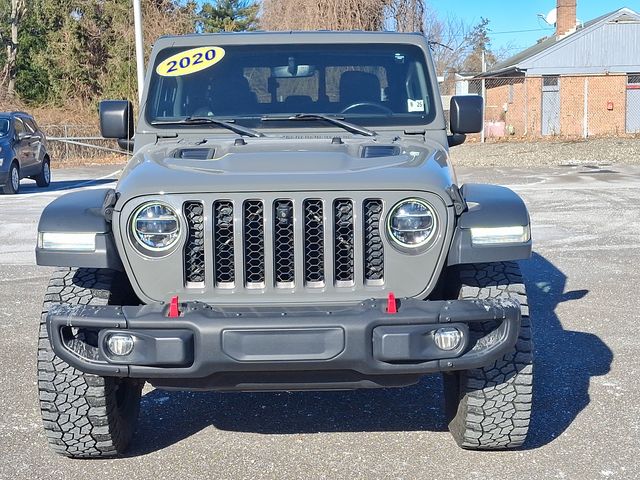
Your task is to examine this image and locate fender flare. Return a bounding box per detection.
[447,184,532,266]
[36,188,123,270]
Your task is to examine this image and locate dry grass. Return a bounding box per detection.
[55,154,128,169]
[0,98,98,127]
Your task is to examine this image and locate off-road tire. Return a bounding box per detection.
[3,161,19,194]
[38,267,143,458]
[443,261,533,450]
[34,157,51,187]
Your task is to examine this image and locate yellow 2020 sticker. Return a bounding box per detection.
[156,47,226,77]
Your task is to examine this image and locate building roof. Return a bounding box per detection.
[482,7,640,76]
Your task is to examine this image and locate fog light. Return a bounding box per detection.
[433,327,462,351]
[106,333,134,356]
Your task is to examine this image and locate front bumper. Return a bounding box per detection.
[47,298,521,391]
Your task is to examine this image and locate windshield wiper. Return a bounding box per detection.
[151,116,264,138]
[261,113,377,137]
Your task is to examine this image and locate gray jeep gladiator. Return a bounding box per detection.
[36,31,533,457]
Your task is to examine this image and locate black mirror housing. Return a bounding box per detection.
[100,100,134,140]
[450,95,484,134]
[447,133,467,147]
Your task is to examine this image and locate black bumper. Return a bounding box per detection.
[47,298,521,390]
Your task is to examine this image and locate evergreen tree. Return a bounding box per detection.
[199,0,259,33]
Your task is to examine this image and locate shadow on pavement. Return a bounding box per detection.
[15,178,115,194]
[521,252,612,449]
[128,252,612,456]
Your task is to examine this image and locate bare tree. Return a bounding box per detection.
[261,0,393,32]
[386,0,424,33]
[2,0,26,98]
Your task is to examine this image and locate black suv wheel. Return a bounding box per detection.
[34,157,51,187]
[3,161,20,194]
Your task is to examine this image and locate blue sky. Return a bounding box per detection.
[429,0,640,52]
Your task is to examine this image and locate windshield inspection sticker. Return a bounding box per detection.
[407,99,425,112]
[156,47,226,77]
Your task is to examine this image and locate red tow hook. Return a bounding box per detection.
[386,292,398,314]
[168,295,180,318]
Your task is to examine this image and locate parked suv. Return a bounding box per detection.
[0,111,51,194]
[35,32,533,457]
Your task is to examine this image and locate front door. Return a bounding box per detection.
[542,76,560,136]
[626,74,640,134]
[12,118,34,171]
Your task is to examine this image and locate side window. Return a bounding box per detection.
[151,77,180,118]
[23,118,37,133]
[14,118,25,137]
[405,61,430,114]
[244,67,271,103]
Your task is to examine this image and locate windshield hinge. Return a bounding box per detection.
[446,184,468,215]
[101,189,119,222]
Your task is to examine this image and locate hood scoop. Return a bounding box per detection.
[362,145,401,158]
[172,147,216,160]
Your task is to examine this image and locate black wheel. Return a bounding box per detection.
[3,161,20,194]
[443,261,533,450]
[34,157,51,187]
[38,268,143,458]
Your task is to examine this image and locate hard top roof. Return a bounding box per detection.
[153,30,427,48]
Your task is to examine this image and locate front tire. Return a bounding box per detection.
[38,268,143,458]
[443,261,533,450]
[34,157,51,187]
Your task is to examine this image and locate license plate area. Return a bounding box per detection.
[221,327,345,362]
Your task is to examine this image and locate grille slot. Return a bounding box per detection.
[334,199,355,285]
[184,202,205,285]
[243,200,265,287]
[214,200,235,287]
[363,199,384,284]
[303,199,325,286]
[274,200,295,286]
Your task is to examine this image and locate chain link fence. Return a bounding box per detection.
[40,124,127,163]
[441,73,640,141]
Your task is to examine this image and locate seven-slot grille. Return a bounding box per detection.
[183,197,385,289]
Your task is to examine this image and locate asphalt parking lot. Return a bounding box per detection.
[0,163,638,479]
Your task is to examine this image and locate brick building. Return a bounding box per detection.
[479,1,640,138]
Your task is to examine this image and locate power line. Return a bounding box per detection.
[489,27,554,35]
[432,27,553,39]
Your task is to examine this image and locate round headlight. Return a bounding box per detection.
[131,202,180,251]
[387,199,437,249]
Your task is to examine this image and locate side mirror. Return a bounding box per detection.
[100,100,134,140]
[447,133,467,147]
[450,95,484,135]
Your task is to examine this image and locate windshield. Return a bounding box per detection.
[145,43,435,130]
[0,119,9,137]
